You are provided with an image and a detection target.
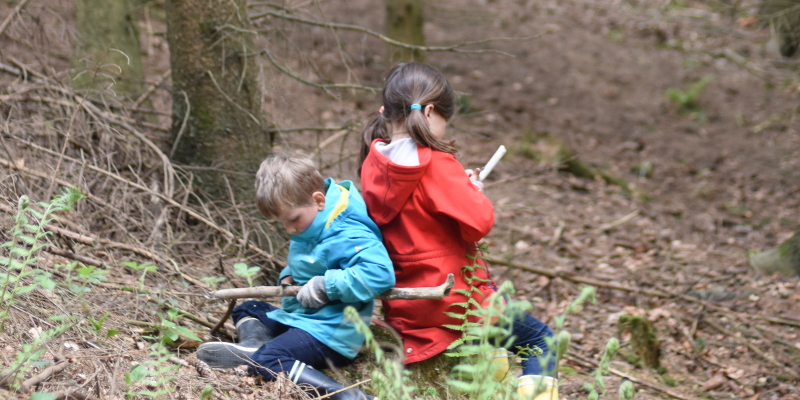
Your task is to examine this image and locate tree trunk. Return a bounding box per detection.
[72,0,144,98]
[759,0,800,57]
[750,227,800,277]
[165,0,269,198]
[385,0,426,63]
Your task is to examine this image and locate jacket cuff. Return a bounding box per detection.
[324,269,343,301]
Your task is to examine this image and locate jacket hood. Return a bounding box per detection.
[361,139,431,225]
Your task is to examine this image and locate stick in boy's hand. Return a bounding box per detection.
[209,273,455,301]
[478,145,507,181]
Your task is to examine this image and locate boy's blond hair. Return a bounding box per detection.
[255,152,325,219]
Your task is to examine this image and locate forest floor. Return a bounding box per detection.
[0,0,799,399]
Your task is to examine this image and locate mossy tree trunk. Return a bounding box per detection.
[759,0,800,57]
[72,0,144,98]
[165,0,269,198]
[750,227,800,277]
[385,0,426,63]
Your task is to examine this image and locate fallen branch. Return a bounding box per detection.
[20,361,69,392]
[252,11,539,57]
[211,273,455,301]
[565,352,699,400]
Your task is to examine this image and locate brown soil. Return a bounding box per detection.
[0,0,798,399]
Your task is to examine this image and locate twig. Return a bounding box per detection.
[3,138,283,266]
[209,300,236,338]
[257,48,379,94]
[703,316,799,379]
[20,361,69,392]
[145,296,233,340]
[548,221,565,248]
[132,69,171,109]
[596,210,639,232]
[565,353,699,400]
[486,257,668,298]
[170,90,190,158]
[207,70,260,125]
[0,0,31,39]
[252,11,539,57]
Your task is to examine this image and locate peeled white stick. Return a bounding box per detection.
[478,145,507,181]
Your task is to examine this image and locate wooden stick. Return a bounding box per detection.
[0,0,31,39]
[20,361,69,392]
[211,273,455,301]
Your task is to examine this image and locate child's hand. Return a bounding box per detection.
[296,276,329,308]
[465,168,484,191]
[280,276,295,286]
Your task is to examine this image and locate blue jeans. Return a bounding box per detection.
[502,312,557,377]
[232,301,350,380]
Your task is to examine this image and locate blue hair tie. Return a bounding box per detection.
[410,104,422,111]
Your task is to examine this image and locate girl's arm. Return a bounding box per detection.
[423,154,495,242]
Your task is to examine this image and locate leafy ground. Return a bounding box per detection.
[0,0,799,399]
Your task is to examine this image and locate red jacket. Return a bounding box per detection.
[360,139,495,363]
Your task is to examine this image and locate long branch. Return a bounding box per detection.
[251,11,539,56]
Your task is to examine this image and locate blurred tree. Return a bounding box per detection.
[72,0,144,98]
[759,0,800,57]
[386,0,426,62]
[165,0,269,197]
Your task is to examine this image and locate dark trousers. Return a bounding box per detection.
[504,312,557,376]
[232,301,350,380]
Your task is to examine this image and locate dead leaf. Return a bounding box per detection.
[702,374,727,392]
[738,17,758,27]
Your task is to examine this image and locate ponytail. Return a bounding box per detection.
[359,62,457,170]
[405,107,457,155]
[358,112,389,171]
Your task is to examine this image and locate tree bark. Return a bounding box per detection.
[72,0,144,98]
[165,0,269,197]
[385,0,426,63]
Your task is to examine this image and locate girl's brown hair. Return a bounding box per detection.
[359,63,456,166]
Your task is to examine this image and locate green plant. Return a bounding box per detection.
[122,261,158,291]
[581,337,621,400]
[666,75,714,121]
[125,308,200,399]
[0,188,85,330]
[346,307,415,400]
[124,341,180,399]
[200,276,226,290]
[233,262,260,287]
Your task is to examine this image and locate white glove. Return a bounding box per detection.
[296,276,329,308]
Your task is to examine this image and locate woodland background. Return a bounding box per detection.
[0,0,799,399]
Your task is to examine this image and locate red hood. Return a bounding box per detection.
[360,139,432,225]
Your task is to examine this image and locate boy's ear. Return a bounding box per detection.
[312,191,326,210]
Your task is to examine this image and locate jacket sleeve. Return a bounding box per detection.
[322,232,396,303]
[422,154,494,242]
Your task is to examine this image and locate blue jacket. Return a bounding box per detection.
[267,178,395,358]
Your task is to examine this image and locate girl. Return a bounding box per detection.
[359,63,558,400]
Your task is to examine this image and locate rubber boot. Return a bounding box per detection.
[196,317,275,369]
[288,361,376,400]
[517,375,558,400]
[489,348,510,381]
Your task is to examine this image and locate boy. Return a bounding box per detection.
[197,152,394,400]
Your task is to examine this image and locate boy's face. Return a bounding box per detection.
[275,192,326,235]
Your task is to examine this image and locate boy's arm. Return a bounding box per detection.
[323,234,395,304]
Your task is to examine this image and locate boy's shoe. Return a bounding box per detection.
[196,317,274,369]
[289,361,376,400]
[517,375,558,400]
